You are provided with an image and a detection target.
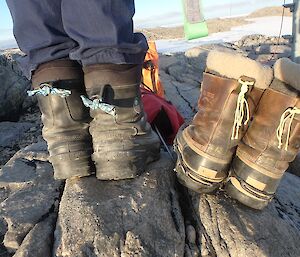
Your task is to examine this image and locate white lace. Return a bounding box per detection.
[276,107,300,150]
[231,78,254,140]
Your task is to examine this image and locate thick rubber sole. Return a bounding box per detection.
[225,156,274,210]
[51,151,94,180]
[93,130,161,181]
[94,146,160,180]
[175,158,220,194]
[174,129,228,194]
[225,177,270,210]
[44,127,94,180]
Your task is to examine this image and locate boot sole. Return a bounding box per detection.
[225,178,269,210]
[95,148,160,180]
[225,156,274,210]
[174,129,228,193]
[175,158,220,194]
[52,152,94,180]
[94,133,161,181]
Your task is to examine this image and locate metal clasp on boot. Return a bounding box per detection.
[231,77,255,140]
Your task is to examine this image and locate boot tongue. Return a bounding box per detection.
[274,58,300,94]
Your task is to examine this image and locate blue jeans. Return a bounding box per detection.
[6,0,148,79]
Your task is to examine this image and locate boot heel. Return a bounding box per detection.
[93,147,160,181]
[93,135,161,180]
[225,156,276,210]
[52,151,93,180]
[174,132,228,193]
[175,159,221,194]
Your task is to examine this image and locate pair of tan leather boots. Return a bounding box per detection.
[174,51,300,210]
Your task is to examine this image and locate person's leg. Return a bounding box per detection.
[6,0,94,179]
[61,0,160,180]
[6,0,77,79]
[61,0,148,66]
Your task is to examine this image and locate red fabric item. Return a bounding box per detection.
[141,88,184,145]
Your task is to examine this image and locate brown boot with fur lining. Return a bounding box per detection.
[226,58,300,210]
[174,51,273,193]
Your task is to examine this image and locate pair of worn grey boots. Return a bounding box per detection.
[30,60,160,180]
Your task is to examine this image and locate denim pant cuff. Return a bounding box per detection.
[77,49,147,67]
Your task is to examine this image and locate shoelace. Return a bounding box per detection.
[231,78,254,140]
[276,107,300,151]
[80,95,116,116]
[27,83,71,97]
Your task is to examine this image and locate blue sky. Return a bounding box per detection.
[0,0,285,27]
[0,0,286,41]
[1,1,182,29]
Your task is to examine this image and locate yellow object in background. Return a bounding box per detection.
[142,41,165,98]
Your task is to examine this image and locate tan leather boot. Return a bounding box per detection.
[82,64,160,180]
[226,58,300,209]
[174,51,273,193]
[30,60,93,179]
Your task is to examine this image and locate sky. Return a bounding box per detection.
[0,0,288,42]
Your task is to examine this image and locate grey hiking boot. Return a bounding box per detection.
[30,60,94,179]
[82,64,161,180]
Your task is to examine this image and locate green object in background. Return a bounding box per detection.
[182,0,208,40]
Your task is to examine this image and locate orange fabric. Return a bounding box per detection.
[142,41,165,98]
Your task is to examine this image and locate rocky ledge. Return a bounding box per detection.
[0,35,299,257]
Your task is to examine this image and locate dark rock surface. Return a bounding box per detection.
[0,145,186,257]
[0,50,33,122]
[0,142,62,254]
[0,122,32,147]
[0,107,42,169]
[287,154,300,177]
[13,214,56,257]
[186,173,300,257]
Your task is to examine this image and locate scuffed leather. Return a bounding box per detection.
[238,87,300,173]
[186,72,263,161]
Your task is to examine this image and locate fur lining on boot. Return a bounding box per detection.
[274,58,300,92]
[206,51,273,89]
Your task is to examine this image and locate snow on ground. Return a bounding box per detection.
[1,16,293,53]
[156,16,292,54]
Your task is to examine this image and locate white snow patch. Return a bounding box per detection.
[155,16,292,54]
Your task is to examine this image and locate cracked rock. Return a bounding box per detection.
[0,50,31,121]
[13,213,56,257]
[0,142,62,253]
[54,153,185,257]
[189,173,300,257]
